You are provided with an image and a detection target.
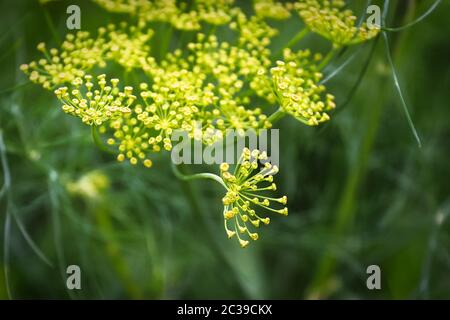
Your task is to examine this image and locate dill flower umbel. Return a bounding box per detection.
[270,50,336,126]
[54,74,135,126]
[20,23,154,89]
[20,31,108,89]
[296,0,380,47]
[20,0,345,167]
[230,10,277,53]
[253,0,292,20]
[93,0,234,30]
[104,23,154,71]
[137,71,205,152]
[105,111,154,167]
[220,148,288,248]
[20,0,377,249]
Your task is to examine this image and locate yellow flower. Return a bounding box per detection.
[253,0,292,20]
[54,74,135,126]
[93,0,234,30]
[21,23,154,89]
[230,10,278,52]
[106,112,154,167]
[137,75,201,152]
[66,170,110,200]
[21,31,108,89]
[296,0,380,47]
[215,102,271,134]
[220,148,288,248]
[270,50,335,126]
[20,0,343,176]
[104,22,154,70]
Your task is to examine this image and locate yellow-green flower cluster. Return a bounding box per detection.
[19,0,385,249]
[22,0,344,169]
[216,103,270,135]
[93,0,235,30]
[21,24,153,89]
[185,37,274,138]
[66,170,110,200]
[100,70,214,166]
[91,0,145,14]
[296,0,380,47]
[230,11,277,52]
[176,0,234,29]
[220,148,288,248]
[186,34,271,101]
[138,70,211,151]
[20,31,108,89]
[270,49,335,126]
[105,113,154,168]
[104,23,154,70]
[253,0,292,20]
[54,74,135,125]
[146,33,274,143]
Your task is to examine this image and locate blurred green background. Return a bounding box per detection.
[0,0,449,299]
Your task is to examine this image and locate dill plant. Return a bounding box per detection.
[19,0,383,247]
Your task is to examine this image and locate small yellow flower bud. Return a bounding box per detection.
[249,233,259,241]
[37,42,46,52]
[226,229,236,239]
[143,159,153,168]
[239,239,249,248]
[130,157,138,165]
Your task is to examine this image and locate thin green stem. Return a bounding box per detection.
[285,28,309,49]
[306,1,417,299]
[0,38,22,63]
[318,48,338,70]
[382,0,442,32]
[43,7,60,44]
[332,37,379,114]
[93,200,142,298]
[320,46,363,85]
[274,28,309,57]
[0,81,30,95]
[307,56,387,299]
[171,163,227,189]
[267,108,286,124]
[174,164,248,296]
[383,31,422,148]
[0,131,12,299]
[159,23,173,60]
[91,125,116,154]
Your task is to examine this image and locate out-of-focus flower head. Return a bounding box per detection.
[253,0,292,20]
[66,170,110,200]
